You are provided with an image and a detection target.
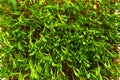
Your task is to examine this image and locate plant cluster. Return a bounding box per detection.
[0,0,120,80]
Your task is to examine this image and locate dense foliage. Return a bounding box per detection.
[0,0,120,80]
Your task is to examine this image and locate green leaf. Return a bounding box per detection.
[18,41,22,50]
[11,0,17,5]
[95,67,101,76]
[40,34,47,42]
[18,72,23,80]
[73,68,80,78]
[87,73,91,78]
[29,49,37,56]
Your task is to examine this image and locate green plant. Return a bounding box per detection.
[0,0,120,80]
